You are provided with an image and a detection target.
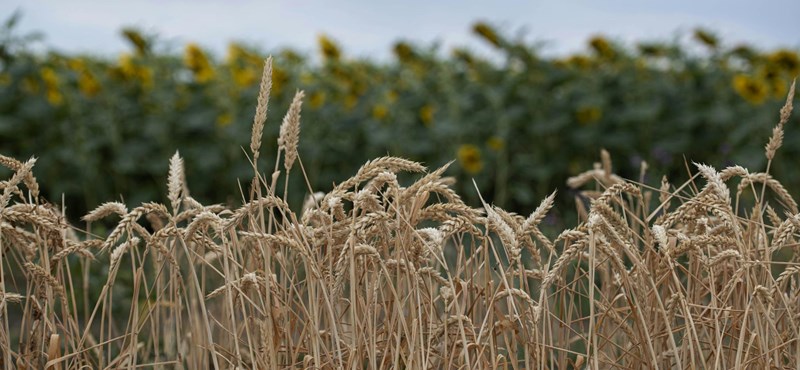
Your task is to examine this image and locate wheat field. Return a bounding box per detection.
[0,58,798,369]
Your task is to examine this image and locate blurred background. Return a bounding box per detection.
[0,0,798,225]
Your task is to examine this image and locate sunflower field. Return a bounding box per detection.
[0,17,798,224]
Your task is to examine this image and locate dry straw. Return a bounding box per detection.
[0,64,798,370]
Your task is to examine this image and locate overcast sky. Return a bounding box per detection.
[2,0,798,60]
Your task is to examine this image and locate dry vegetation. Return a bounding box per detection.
[0,58,798,369]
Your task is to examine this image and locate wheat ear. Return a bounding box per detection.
[279,90,305,171]
[250,56,273,163]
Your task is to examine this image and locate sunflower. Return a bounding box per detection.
[393,42,417,63]
[730,45,757,63]
[487,136,504,151]
[137,67,154,90]
[40,67,63,106]
[21,76,40,96]
[565,55,593,70]
[575,106,602,125]
[184,43,215,84]
[67,58,86,72]
[693,28,718,49]
[472,22,502,48]
[66,57,102,97]
[280,49,304,65]
[226,43,250,64]
[117,53,137,79]
[121,28,149,55]
[309,91,326,109]
[732,74,769,105]
[589,36,615,59]
[344,94,358,110]
[419,104,435,126]
[372,104,388,120]
[386,90,398,103]
[452,48,475,66]
[637,43,667,57]
[226,43,261,87]
[758,64,789,98]
[318,34,341,61]
[458,144,483,174]
[216,111,234,127]
[231,67,257,87]
[78,71,101,97]
[116,54,152,88]
[272,67,288,96]
[768,49,800,76]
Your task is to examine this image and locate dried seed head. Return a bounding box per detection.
[279,90,305,171]
[0,155,39,199]
[0,157,36,209]
[652,225,668,250]
[767,79,795,160]
[301,191,325,218]
[83,202,129,222]
[779,78,795,126]
[250,56,273,162]
[703,249,741,267]
[522,191,556,231]
[168,151,184,214]
[24,262,64,298]
[110,237,140,271]
[754,285,773,306]
[486,206,520,263]
[439,285,454,305]
[765,125,784,160]
[695,163,730,203]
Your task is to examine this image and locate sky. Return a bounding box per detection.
[1,0,798,60]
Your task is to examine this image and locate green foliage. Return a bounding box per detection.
[0,22,798,221]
